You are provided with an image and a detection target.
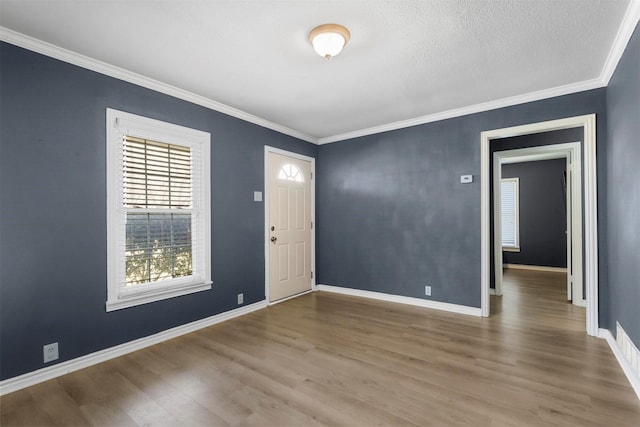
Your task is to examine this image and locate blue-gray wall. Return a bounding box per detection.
[4,19,639,381]
[316,90,607,310]
[0,42,317,380]
[502,159,567,268]
[606,24,640,347]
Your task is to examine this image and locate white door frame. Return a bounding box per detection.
[264,146,316,304]
[481,114,598,336]
[493,143,584,306]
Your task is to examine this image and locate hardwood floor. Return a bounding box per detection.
[2,269,639,426]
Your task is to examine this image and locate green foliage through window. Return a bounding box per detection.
[125,213,192,285]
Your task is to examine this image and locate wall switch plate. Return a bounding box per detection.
[237,293,244,305]
[253,191,262,202]
[43,342,59,363]
[461,175,473,183]
[425,286,432,296]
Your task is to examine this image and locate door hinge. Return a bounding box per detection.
[311,221,313,229]
[311,271,314,279]
[311,172,313,180]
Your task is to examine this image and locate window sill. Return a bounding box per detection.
[106,281,212,312]
[502,246,521,253]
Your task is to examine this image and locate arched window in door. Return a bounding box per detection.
[278,164,305,182]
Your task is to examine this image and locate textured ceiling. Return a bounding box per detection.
[0,0,634,142]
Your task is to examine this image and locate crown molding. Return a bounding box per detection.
[0,27,318,144]
[600,0,640,85]
[316,1,638,145]
[318,78,605,144]
[3,0,637,148]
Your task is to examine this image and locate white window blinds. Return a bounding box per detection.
[122,137,194,286]
[501,178,519,248]
[123,136,192,209]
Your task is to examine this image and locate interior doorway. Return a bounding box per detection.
[493,143,584,307]
[480,114,599,336]
[264,146,316,304]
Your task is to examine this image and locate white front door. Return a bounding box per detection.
[267,151,312,302]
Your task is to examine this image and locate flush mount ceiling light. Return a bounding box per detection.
[309,23,350,60]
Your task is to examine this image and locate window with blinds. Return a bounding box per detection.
[123,137,191,209]
[501,177,520,249]
[123,137,193,286]
[106,109,211,312]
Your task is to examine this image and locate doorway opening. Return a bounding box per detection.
[480,114,598,336]
[494,143,583,307]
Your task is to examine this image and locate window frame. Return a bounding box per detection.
[106,109,211,311]
[500,177,520,252]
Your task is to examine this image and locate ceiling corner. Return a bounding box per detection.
[599,0,640,85]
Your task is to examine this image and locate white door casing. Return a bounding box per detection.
[265,147,315,303]
[481,114,598,336]
[493,143,583,306]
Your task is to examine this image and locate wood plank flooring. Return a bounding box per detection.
[2,269,639,426]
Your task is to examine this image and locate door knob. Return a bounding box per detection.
[270,236,277,243]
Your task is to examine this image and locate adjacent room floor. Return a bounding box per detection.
[1,269,639,426]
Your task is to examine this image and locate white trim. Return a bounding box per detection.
[317,79,604,144]
[500,150,572,163]
[264,146,316,305]
[0,301,267,396]
[481,115,598,336]
[4,0,638,149]
[0,27,316,144]
[481,129,491,316]
[0,22,607,147]
[600,0,640,84]
[493,143,581,301]
[316,285,482,317]
[504,264,568,273]
[106,109,212,311]
[263,146,316,164]
[105,282,213,312]
[599,328,640,401]
[582,116,599,335]
[317,1,639,145]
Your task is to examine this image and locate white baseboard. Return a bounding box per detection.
[504,264,567,273]
[574,298,587,308]
[316,284,481,317]
[599,327,640,401]
[0,300,267,396]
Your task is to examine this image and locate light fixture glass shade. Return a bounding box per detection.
[309,24,350,59]
[312,32,346,59]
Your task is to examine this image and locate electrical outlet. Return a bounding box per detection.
[43,342,59,363]
[237,293,244,305]
[425,285,432,296]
